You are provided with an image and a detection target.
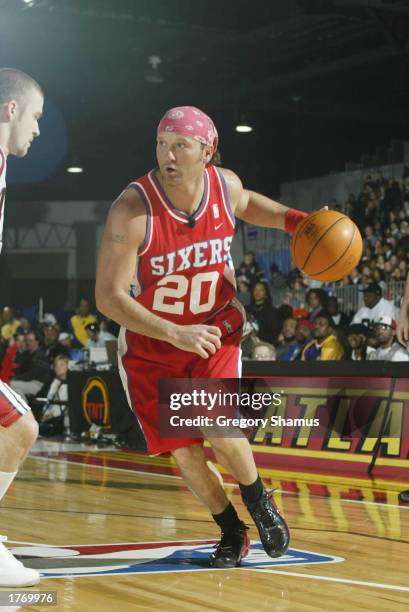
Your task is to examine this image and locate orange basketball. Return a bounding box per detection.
[291,210,363,282]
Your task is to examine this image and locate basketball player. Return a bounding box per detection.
[0,68,43,585]
[96,107,307,567]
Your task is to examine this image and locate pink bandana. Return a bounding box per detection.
[157,106,218,152]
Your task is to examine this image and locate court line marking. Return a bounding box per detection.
[7,539,407,589]
[29,456,409,511]
[7,537,219,547]
[247,568,409,593]
[29,455,182,480]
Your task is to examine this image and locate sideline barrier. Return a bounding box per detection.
[242,361,409,481]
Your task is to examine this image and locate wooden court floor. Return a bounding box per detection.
[1,441,409,611]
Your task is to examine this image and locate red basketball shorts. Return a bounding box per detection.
[0,380,32,427]
[118,303,243,456]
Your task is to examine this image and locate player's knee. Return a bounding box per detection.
[15,413,39,452]
[171,444,204,472]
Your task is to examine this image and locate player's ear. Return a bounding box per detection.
[204,145,213,164]
[4,100,18,121]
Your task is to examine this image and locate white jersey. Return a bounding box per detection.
[369,343,409,362]
[0,147,7,254]
[352,298,398,327]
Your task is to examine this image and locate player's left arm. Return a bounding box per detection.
[220,167,307,232]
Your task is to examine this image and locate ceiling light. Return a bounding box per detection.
[67,166,83,174]
[235,122,253,133]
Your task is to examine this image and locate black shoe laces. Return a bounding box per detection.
[214,525,248,553]
[250,490,280,521]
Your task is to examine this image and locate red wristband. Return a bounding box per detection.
[284,208,308,233]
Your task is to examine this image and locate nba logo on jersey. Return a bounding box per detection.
[212,203,220,219]
[8,540,343,578]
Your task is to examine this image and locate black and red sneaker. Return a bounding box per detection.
[209,523,250,568]
[246,490,289,557]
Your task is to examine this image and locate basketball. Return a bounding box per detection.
[291,209,363,282]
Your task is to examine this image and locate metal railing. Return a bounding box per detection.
[271,281,404,314]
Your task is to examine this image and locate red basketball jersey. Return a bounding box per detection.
[128,164,236,326]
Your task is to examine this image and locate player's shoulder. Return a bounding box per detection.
[111,183,147,220]
[218,167,243,187]
[217,167,244,203]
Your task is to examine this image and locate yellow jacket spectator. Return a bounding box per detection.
[1,307,21,341]
[301,312,344,361]
[69,298,97,347]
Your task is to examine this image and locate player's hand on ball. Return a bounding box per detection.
[170,324,222,358]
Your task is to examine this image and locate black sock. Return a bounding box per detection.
[239,474,263,505]
[212,502,243,532]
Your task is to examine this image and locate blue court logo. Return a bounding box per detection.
[10,540,344,578]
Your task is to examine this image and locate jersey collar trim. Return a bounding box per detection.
[148,168,209,223]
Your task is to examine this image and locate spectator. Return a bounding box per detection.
[0,332,26,383]
[40,354,69,435]
[43,324,70,364]
[301,313,344,361]
[252,343,276,361]
[276,304,293,325]
[363,226,377,248]
[246,282,280,344]
[58,332,82,362]
[276,318,303,361]
[238,251,263,286]
[69,298,97,347]
[19,317,32,334]
[352,282,397,327]
[346,324,375,361]
[369,316,409,361]
[1,307,21,342]
[40,313,57,327]
[295,319,314,346]
[10,330,49,401]
[306,289,328,321]
[236,276,251,307]
[270,263,287,292]
[327,296,350,329]
[85,322,116,348]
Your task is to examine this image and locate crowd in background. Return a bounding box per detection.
[0,299,119,436]
[1,167,408,435]
[236,168,409,362]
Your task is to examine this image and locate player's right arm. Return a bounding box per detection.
[95,188,221,359]
[397,272,409,346]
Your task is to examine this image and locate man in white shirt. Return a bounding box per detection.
[85,322,116,348]
[369,316,409,361]
[352,282,398,328]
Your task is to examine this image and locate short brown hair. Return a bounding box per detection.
[0,68,43,105]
